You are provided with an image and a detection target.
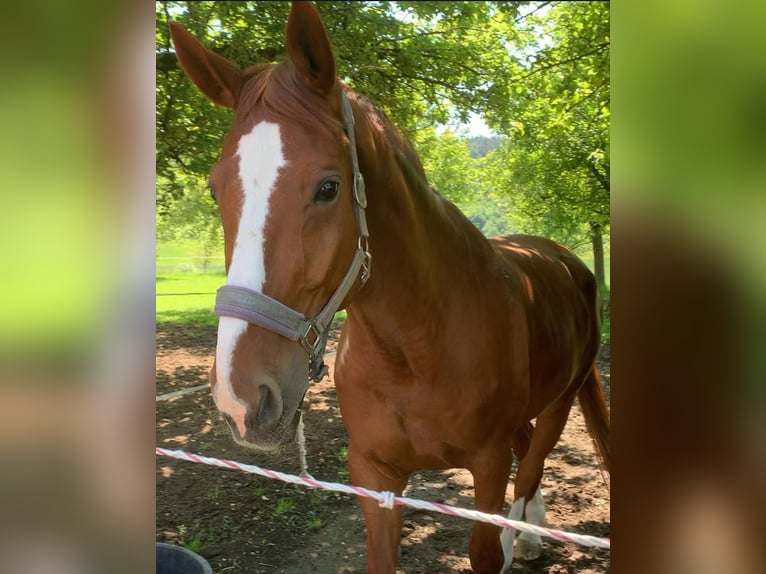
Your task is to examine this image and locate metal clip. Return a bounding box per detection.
[309,360,329,383]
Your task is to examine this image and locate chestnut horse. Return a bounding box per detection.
[170,3,609,572]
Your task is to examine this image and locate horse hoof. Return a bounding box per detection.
[514,537,542,560]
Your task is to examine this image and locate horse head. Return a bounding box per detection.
[170,2,366,451]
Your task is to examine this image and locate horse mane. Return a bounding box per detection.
[347,90,437,204]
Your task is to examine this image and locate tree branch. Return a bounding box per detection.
[514,42,609,84]
[514,2,554,24]
[385,25,491,44]
[586,160,610,192]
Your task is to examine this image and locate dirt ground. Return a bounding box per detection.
[156,322,610,573]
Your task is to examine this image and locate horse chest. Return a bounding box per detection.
[336,367,494,470]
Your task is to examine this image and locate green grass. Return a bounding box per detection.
[156,272,224,325]
[333,309,347,324]
[274,497,295,515]
[156,269,349,327]
[177,523,214,554]
[157,239,224,274]
[157,239,201,259]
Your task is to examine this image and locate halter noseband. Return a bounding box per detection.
[214,90,371,382]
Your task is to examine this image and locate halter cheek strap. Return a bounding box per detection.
[214,90,370,382]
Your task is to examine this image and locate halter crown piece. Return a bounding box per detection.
[214,90,371,382]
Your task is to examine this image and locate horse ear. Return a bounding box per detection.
[169,21,243,109]
[286,1,336,94]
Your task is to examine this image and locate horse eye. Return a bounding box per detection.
[314,179,340,203]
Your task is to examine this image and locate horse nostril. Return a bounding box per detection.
[256,384,282,430]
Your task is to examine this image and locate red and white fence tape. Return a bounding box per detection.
[156,447,610,550]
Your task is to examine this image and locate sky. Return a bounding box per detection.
[437,111,496,138]
[465,112,495,138]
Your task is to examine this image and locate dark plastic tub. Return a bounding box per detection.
[156,542,213,574]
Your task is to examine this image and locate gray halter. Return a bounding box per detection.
[214,90,371,382]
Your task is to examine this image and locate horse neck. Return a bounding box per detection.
[346,111,493,348]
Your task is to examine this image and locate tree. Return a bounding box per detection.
[484,2,610,289]
[156,171,222,271]
[156,2,609,283]
[414,128,478,205]
[157,2,520,196]
[414,129,516,237]
[467,136,502,159]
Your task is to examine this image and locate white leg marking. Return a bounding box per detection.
[214,121,286,434]
[500,496,525,573]
[516,487,545,560]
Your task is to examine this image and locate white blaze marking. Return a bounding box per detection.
[215,122,286,437]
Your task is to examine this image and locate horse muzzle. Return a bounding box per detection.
[211,358,308,451]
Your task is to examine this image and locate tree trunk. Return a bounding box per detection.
[590,222,606,292]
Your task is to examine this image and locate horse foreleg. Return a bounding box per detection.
[347,445,408,574]
[468,448,514,574]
